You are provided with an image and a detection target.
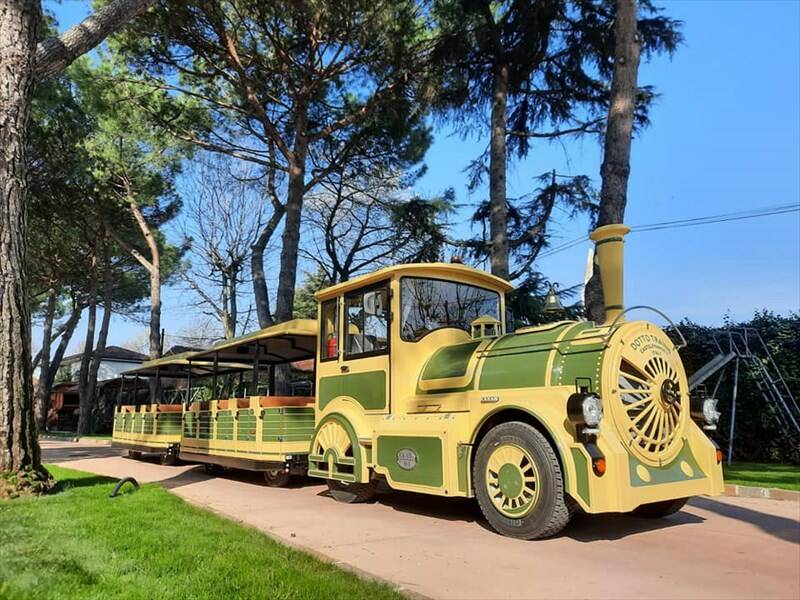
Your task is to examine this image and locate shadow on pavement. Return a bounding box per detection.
[42,444,123,463]
[565,509,704,542]
[155,464,327,493]
[690,497,800,544]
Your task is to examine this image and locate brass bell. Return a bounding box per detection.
[543,283,563,313]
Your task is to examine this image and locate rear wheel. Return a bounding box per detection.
[127,450,142,459]
[327,479,378,503]
[159,450,178,466]
[203,463,223,476]
[632,497,688,518]
[263,470,291,488]
[473,422,571,540]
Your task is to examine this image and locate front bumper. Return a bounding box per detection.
[567,428,724,513]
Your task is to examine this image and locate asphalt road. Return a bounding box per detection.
[42,440,800,600]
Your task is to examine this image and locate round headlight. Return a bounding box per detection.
[582,395,603,427]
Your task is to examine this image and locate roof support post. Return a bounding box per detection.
[212,352,219,400]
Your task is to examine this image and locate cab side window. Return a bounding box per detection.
[345,284,389,358]
[320,299,338,360]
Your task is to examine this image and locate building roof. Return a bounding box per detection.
[61,345,148,364]
[315,263,513,301]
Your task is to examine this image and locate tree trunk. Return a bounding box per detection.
[77,266,97,436]
[33,287,57,431]
[585,0,641,323]
[0,0,42,476]
[275,104,309,323]
[229,270,238,338]
[82,243,112,434]
[251,206,284,329]
[34,304,81,432]
[489,63,510,281]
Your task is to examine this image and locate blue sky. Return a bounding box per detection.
[42,0,800,353]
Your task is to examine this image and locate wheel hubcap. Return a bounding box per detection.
[486,443,540,518]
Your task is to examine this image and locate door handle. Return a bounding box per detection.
[340,365,349,373]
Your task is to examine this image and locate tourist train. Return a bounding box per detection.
[113,224,724,539]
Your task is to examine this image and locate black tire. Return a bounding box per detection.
[263,470,291,487]
[327,479,378,503]
[203,463,223,476]
[632,497,688,518]
[159,451,178,466]
[473,422,571,540]
[128,450,142,459]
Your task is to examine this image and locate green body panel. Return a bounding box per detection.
[478,342,552,390]
[123,413,133,433]
[262,407,315,443]
[236,409,257,442]
[479,322,600,391]
[318,371,386,411]
[420,340,482,381]
[143,414,155,435]
[570,447,591,504]
[628,440,705,487]
[198,412,212,440]
[156,413,182,436]
[216,411,234,441]
[183,413,197,438]
[457,444,471,495]
[376,435,443,488]
[413,322,607,395]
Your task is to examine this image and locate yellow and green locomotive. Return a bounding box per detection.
[113,223,723,539]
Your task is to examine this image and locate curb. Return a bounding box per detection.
[724,483,799,502]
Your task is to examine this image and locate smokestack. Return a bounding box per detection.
[589,223,631,325]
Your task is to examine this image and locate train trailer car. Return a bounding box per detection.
[306,224,724,539]
[112,353,250,464]
[177,320,318,486]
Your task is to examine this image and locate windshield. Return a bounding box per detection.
[400,277,501,342]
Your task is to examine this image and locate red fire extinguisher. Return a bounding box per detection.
[326,336,337,358]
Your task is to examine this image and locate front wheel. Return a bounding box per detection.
[632,497,688,518]
[473,422,571,540]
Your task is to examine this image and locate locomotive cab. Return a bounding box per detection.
[308,225,724,539]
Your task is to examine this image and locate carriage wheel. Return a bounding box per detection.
[203,463,223,476]
[474,422,571,540]
[263,469,291,487]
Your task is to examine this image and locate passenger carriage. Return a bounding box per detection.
[180,319,317,486]
[112,352,250,464]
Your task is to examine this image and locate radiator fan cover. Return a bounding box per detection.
[602,321,689,466]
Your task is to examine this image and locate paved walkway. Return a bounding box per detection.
[43,440,800,600]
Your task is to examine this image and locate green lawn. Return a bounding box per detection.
[723,461,800,491]
[0,465,403,600]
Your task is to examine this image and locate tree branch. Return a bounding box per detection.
[35,0,156,81]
